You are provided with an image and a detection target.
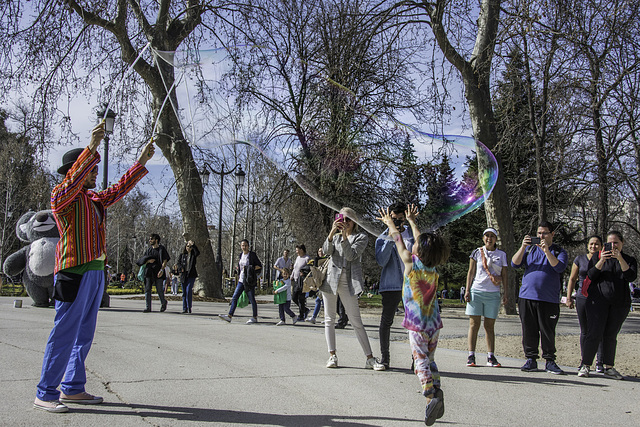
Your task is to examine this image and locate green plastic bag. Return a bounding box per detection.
[137,264,146,281]
[237,290,249,308]
[273,280,287,305]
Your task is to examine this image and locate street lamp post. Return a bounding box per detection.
[96,107,117,190]
[200,163,245,291]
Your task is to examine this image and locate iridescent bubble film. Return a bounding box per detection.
[153,45,498,236]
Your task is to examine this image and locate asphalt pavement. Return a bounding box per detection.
[1,295,638,427]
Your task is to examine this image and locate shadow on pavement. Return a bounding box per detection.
[68,402,417,426]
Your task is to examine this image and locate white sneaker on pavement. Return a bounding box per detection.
[326,354,338,368]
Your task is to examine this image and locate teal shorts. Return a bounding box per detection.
[465,289,501,319]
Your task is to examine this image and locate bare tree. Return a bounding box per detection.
[0,0,237,297]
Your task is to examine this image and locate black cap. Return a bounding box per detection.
[57,148,85,175]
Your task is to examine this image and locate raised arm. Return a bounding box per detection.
[376,207,412,267]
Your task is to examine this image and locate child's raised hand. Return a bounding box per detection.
[405,204,419,222]
[376,207,394,227]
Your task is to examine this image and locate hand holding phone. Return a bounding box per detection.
[604,242,612,252]
[529,236,541,245]
[335,213,345,223]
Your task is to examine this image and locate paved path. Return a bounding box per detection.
[1,295,638,426]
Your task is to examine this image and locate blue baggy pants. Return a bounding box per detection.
[36,269,104,401]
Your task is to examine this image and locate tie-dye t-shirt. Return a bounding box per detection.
[402,255,443,335]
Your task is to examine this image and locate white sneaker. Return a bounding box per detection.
[246,317,257,324]
[292,317,298,325]
[373,360,388,371]
[276,320,285,326]
[365,357,377,369]
[218,314,232,323]
[578,365,590,377]
[326,354,338,368]
[307,317,316,324]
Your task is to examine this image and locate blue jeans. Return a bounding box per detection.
[37,269,104,401]
[183,277,195,311]
[229,281,258,318]
[312,295,323,318]
[278,300,297,321]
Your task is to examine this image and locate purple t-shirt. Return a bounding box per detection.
[512,244,568,303]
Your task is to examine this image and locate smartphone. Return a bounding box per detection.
[335,213,345,223]
[604,242,612,252]
[529,236,541,245]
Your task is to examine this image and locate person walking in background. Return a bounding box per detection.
[307,247,328,324]
[511,221,568,375]
[137,233,170,313]
[273,268,298,325]
[321,207,378,369]
[219,239,262,324]
[170,264,180,295]
[273,249,292,280]
[566,235,604,372]
[578,231,637,379]
[34,122,151,412]
[374,201,415,371]
[464,228,508,368]
[376,204,450,426]
[178,240,199,314]
[292,244,311,321]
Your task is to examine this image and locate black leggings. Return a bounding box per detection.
[580,298,629,366]
[576,296,603,364]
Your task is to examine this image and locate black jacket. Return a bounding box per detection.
[137,245,171,280]
[178,245,200,281]
[587,251,637,305]
[240,251,262,290]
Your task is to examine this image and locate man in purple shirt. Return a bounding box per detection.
[511,221,568,375]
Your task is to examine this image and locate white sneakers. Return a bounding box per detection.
[326,354,338,368]
[276,320,285,326]
[246,317,257,324]
[218,314,232,323]
[578,365,590,377]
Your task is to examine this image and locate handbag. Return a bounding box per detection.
[137,264,146,281]
[53,270,83,302]
[237,290,249,308]
[273,280,287,305]
[303,257,330,292]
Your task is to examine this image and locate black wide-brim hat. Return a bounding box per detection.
[57,148,85,175]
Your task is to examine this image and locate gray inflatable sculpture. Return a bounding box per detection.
[3,210,59,307]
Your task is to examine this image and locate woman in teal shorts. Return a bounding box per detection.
[464,228,508,367]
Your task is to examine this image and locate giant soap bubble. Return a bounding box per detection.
[151,44,498,236]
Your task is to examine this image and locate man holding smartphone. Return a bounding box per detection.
[374,202,415,370]
[511,221,568,374]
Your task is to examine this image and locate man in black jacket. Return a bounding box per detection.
[138,233,170,313]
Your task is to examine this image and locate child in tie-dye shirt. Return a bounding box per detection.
[377,204,450,426]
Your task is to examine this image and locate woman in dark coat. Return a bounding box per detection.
[178,240,199,314]
[578,230,637,379]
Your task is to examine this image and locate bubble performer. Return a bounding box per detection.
[34,122,154,413]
